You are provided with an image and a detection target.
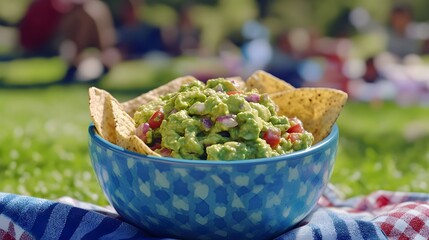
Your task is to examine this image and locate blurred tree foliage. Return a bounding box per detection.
[0,0,31,23]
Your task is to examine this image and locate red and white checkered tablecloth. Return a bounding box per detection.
[373,202,429,240]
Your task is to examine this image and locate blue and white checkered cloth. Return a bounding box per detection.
[1,185,429,239]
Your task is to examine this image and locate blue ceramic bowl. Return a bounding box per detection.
[88,124,339,240]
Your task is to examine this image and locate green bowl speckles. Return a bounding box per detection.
[88,124,339,240]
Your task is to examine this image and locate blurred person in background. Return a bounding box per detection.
[18,0,175,83]
[385,3,421,59]
[360,3,420,83]
[240,19,272,76]
[106,0,167,59]
[265,30,303,87]
[161,5,201,57]
[18,0,121,83]
[350,3,428,105]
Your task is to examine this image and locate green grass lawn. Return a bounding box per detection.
[0,85,135,205]
[0,84,428,206]
[334,101,429,196]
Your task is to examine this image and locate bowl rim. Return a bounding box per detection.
[89,123,338,166]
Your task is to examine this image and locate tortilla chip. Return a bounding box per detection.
[89,87,160,156]
[270,88,348,143]
[109,95,136,139]
[122,135,161,157]
[246,70,295,94]
[88,87,116,143]
[122,76,198,117]
[109,96,160,156]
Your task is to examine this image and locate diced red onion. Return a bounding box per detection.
[230,79,239,89]
[169,108,178,115]
[136,123,150,142]
[245,93,260,103]
[216,115,238,128]
[289,117,302,126]
[201,117,213,129]
[214,84,223,92]
[159,148,172,157]
[191,102,205,113]
[150,142,161,150]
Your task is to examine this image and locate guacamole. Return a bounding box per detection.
[133,78,313,160]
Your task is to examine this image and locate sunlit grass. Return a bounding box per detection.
[0,86,121,205]
[0,57,66,85]
[334,101,429,196]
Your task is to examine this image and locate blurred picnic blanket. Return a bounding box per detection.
[1,184,428,240]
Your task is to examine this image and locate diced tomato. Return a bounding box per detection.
[227,91,241,95]
[287,123,304,133]
[148,110,164,129]
[263,129,281,148]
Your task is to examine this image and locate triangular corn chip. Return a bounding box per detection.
[109,97,160,156]
[270,88,348,143]
[122,76,198,117]
[89,87,160,156]
[122,135,161,157]
[246,70,295,93]
[88,87,116,143]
